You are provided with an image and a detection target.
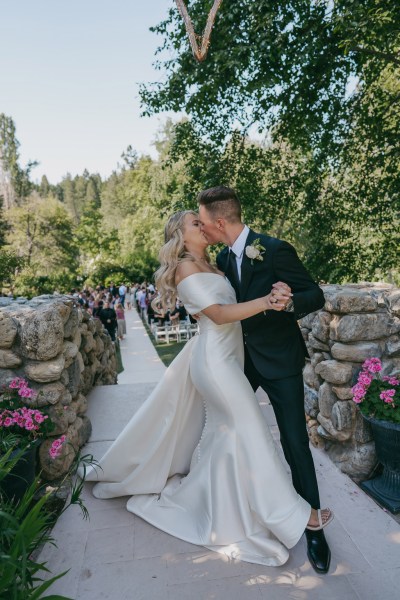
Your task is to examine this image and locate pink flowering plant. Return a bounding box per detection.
[0,377,67,458]
[352,358,400,424]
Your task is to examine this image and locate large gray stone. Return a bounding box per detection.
[0,313,17,348]
[311,311,332,343]
[38,434,75,480]
[63,309,79,339]
[304,384,319,418]
[325,440,377,480]
[299,311,319,330]
[0,368,17,389]
[18,305,64,360]
[354,411,373,443]
[307,334,330,352]
[331,400,355,431]
[77,414,92,446]
[24,355,65,383]
[62,341,79,368]
[317,413,352,441]
[318,381,337,417]
[387,291,400,317]
[0,349,22,368]
[332,386,353,400]
[303,363,318,389]
[330,313,399,342]
[311,352,324,369]
[67,357,81,398]
[324,289,378,313]
[315,360,352,384]
[53,300,72,324]
[33,381,66,407]
[82,331,95,353]
[386,335,400,357]
[331,341,382,362]
[47,402,69,435]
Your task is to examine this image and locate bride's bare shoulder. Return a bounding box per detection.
[175,261,202,285]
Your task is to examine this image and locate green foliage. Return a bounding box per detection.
[353,360,400,424]
[0,249,25,287]
[138,2,399,284]
[0,113,37,200]
[141,0,400,155]
[5,194,78,274]
[0,440,98,599]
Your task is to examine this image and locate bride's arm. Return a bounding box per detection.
[175,262,287,326]
[202,296,280,325]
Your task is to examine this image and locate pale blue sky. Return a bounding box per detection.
[0,0,176,183]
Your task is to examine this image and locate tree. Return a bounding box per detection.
[0,113,37,200]
[5,194,78,277]
[141,1,399,157]
[139,2,399,284]
[39,175,51,197]
[0,195,8,247]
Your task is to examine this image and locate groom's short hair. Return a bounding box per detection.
[197,186,242,223]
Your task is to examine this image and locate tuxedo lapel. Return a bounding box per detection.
[240,229,259,300]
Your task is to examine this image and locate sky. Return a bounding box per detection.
[0,0,177,183]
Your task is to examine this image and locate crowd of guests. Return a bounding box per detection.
[71,281,192,342]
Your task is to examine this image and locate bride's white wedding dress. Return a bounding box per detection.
[82,273,310,566]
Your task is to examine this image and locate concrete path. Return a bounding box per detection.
[39,308,400,599]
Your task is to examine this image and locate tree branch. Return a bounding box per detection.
[349,45,400,66]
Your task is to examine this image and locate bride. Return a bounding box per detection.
[81,210,333,566]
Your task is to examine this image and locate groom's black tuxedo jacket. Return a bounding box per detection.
[216,229,325,379]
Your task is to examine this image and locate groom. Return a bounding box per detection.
[198,186,331,574]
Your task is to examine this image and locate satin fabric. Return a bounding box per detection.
[81,273,310,566]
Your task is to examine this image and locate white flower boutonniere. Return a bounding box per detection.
[245,238,266,265]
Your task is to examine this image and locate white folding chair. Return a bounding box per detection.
[154,326,168,343]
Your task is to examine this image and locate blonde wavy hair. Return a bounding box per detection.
[154,210,209,310]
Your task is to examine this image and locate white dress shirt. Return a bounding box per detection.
[229,225,250,282]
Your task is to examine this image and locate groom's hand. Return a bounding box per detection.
[271,281,292,310]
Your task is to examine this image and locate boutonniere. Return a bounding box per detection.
[245,238,266,265]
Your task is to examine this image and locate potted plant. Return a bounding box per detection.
[352,357,400,513]
[0,377,66,502]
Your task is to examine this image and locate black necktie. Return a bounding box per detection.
[228,249,240,294]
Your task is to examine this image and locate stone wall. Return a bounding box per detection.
[0,295,117,479]
[300,283,400,480]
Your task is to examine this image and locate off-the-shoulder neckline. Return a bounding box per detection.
[176,271,225,288]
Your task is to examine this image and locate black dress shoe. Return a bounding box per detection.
[305,529,331,574]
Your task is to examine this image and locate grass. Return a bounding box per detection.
[143,320,187,366]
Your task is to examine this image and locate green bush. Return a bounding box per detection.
[0,437,96,599]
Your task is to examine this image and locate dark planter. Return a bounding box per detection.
[361,416,400,514]
[0,443,38,504]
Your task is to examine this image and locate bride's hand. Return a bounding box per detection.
[264,292,285,311]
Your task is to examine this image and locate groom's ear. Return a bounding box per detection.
[216,218,226,231]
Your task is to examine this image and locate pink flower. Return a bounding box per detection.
[363,357,382,373]
[9,377,25,389]
[33,412,45,424]
[18,386,36,399]
[358,372,373,386]
[352,383,367,404]
[49,435,67,459]
[383,376,400,386]
[3,417,14,427]
[380,389,396,404]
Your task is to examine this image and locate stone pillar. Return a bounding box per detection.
[300,283,400,480]
[0,295,118,479]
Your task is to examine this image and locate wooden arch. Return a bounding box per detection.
[175,0,223,62]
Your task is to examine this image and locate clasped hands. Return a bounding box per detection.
[267,281,292,311]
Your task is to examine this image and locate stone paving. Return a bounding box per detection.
[38,308,400,599]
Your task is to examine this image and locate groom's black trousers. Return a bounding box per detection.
[244,350,321,510]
